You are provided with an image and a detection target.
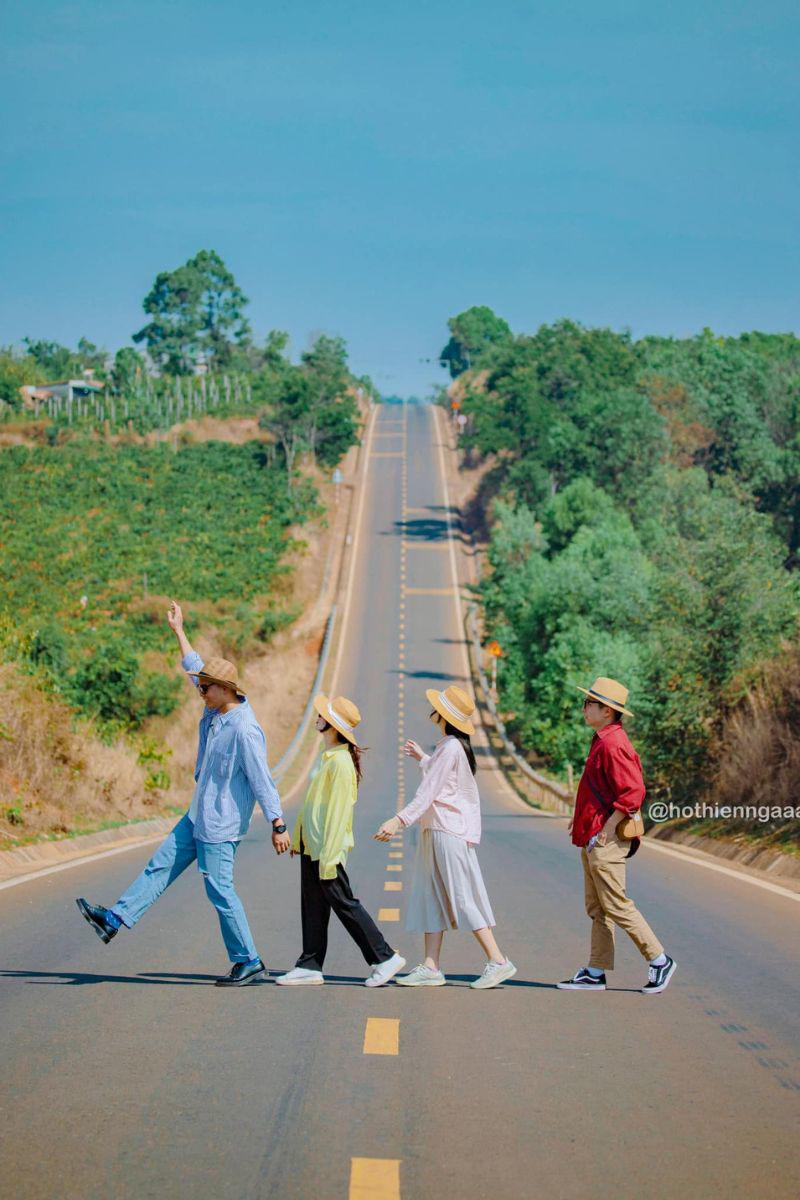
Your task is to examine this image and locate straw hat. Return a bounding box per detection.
[187,657,246,700]
[426,684,475,736]
[576,676,633,717]
[314,693,362,746]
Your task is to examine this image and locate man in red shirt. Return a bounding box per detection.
[557,677,677,995]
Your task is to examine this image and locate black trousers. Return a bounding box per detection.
[296,851,395,971]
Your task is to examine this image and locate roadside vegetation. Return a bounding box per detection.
[0,250,373,847]
[442,308,800,853]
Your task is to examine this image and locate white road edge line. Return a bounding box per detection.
[329,403,378,696]
[640,837,800,902]
[0,835,168,892]
[432,406,528,811]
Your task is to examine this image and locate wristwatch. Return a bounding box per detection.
[272,823,287,835]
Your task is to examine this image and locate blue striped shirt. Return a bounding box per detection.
[182,652,283,843]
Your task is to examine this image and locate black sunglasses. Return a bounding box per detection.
[198,682,213,695]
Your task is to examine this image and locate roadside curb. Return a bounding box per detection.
[649,825,800,888]
[0,816,178,886]
[0,407,377,889]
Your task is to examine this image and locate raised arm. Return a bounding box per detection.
[167,600,195,661]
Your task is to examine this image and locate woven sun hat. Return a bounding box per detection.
[576,676,633,717]
[314,693,362,746]
[187,657,246,700]
[426,684,476,736]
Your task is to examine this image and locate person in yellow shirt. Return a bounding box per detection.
[276,693,406,987]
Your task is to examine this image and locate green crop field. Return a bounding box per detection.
[0,439,317,729]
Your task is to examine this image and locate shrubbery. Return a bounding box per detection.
[451,315,800,803]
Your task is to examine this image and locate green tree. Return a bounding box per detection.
[439,306,512,378]
[133,249,251,374]
[111,347,146,394]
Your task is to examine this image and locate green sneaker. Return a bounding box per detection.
[469,959,517,989]
[396,963,446,987]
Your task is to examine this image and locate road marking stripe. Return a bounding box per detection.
[363,1018,400,1056]
[0,834,168,891]
[403,587,455,596]
[350,1158,400,1200]
[387,865,402,871]
[403,541,450,550]
[378,907,400,921]
[641,838,800,901]
[389,851,403,858]
[384,881,403,891]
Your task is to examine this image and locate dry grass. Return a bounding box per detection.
[0,663,156,848]
[0,439,358,851]
[666,646,800,856]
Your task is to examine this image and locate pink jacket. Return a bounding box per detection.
[396,736,482,844]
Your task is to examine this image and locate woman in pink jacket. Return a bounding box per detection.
[375,685,516,990]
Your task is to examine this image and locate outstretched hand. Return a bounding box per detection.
[167,600,184,631]
[374,816,402,842]
[404,739,424,761]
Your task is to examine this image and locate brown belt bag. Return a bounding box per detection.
[585,778,644,854]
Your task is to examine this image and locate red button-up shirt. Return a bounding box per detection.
[571,723,645,847]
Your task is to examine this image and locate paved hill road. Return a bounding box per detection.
[1,402,798,1200]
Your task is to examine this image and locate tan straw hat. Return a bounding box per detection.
[187,657,246,700]
[314,693,362,746]
[426,684,475,736]
[576,676,633,717]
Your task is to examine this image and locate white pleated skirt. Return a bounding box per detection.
[405,829,496,933]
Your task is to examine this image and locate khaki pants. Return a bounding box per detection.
[581,836,663,970]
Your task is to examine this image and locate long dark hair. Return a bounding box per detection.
[432,711,477,775]
[318,720,366,784]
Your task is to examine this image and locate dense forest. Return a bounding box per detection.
[442,308,800,839]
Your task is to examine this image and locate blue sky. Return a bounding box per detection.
[2,1,798,395]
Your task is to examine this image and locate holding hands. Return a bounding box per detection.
[272,829,291,855]
[374,815,403,842]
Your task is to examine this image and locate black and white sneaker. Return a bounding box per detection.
[556,968,606,991]
[642,956,677,995]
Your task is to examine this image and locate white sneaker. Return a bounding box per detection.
[364,952,407,988]
[395,963,446,987]
[275,967,324,985]
[469,959,518,989]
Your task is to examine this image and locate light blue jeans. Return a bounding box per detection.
[113,814,259,963]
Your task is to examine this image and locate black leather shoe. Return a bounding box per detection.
[76,898,118,944]
[215,959,267,987]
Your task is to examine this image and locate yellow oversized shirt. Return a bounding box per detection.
[290,744,357,879]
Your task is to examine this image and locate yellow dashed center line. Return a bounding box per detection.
[387,865,402,872]
[362,1017,400,1056]
[403,586,455,596]
[378,907,400,922]
[384,881,403,892]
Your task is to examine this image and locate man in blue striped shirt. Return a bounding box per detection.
[76,601,291,987]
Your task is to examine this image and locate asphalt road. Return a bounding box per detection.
[1,402,798,1200]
